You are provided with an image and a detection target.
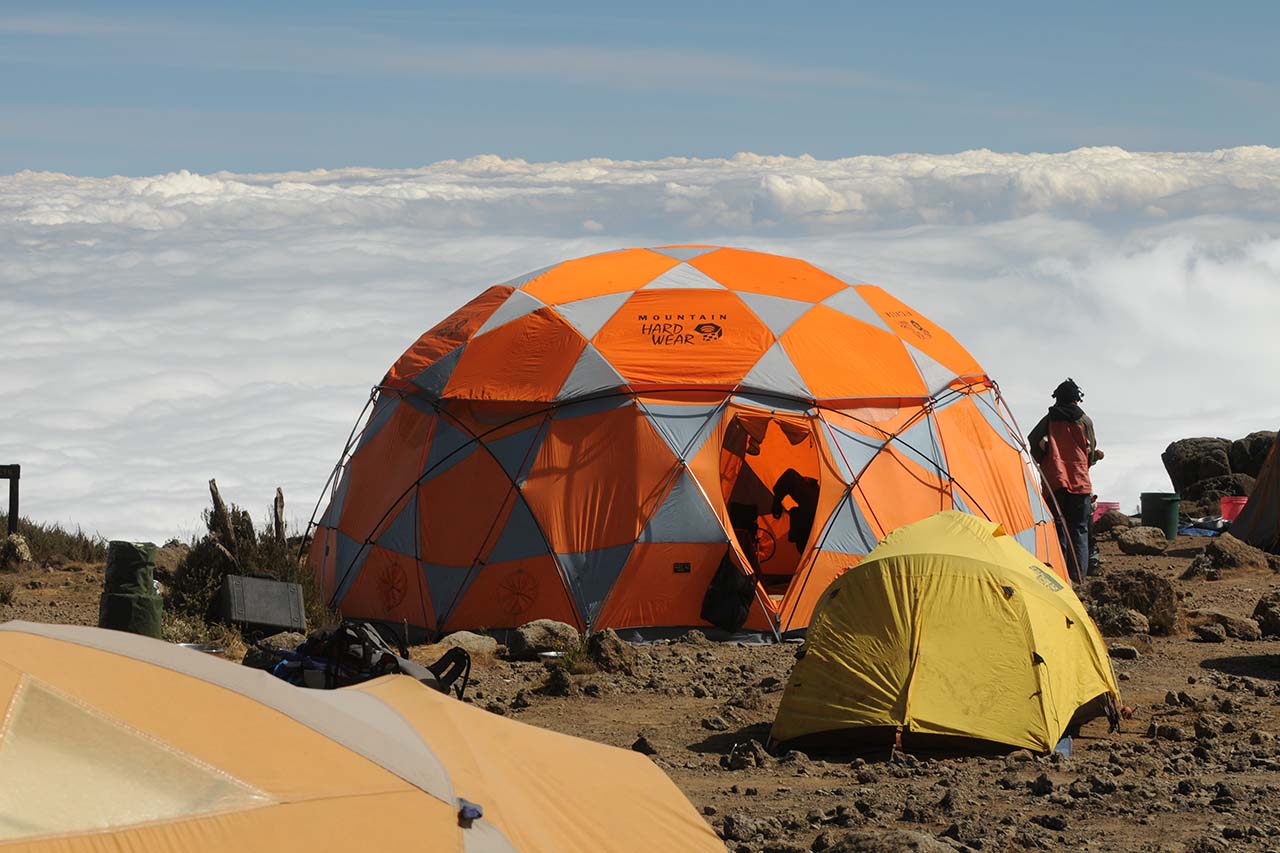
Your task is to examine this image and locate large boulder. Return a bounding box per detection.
[1086,569,1178,635]
[1231,431,1277,479]
[1163,437,1232,493]
[1117,526,1169,556]
[1181,474,1256,518]
[438,631,499,656]
[1091,605,1150,636]
[1253,592,1280,638]
[507,619,581,658]
[1187,609,1261,641]
[1202,534,1272,572]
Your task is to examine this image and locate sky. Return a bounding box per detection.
[1,3,1279,542]
[3,2,1280,174]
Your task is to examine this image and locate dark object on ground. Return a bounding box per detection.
[220,574,306,639]
[1094,510,1133,537]
[270,620,470,697]
[98,540,162,638]
[1086,569,1178,635]
[1200,534,1272,572]
[587,628,638,674]
[1091,605,1149,636]
[241,630,308,670]
[1253,591,1280,638]
[700,554,756,632]
[1231,431,1276,479]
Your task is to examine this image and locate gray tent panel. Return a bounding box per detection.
[731,392,813,415]
[332,531,369,603]
[483,420,549,486]
[820,287,892,333]
[906,343,957,397]
[894,413,947,477]
[472,289,547,338]
[553,395,632,420]
[487,493,549,564]
[421,562,479,630]
[423,417,479,479]
[817,494,878,556]
[735,291,815,338]
[412,345,465,399]
[1026,469,1051,525]
[640,470,726,543]
[556,542,635,628]
[823,422,885,483]
[375,494,419,557]
[740,342,813,400]
[1012,526,1039,556]
[649,246,717,261]
[552,291,631,341]
[495,262,558,291]
[640,263,726,290]
[642,402,724,461]
[554,344,626,402]
[972,391,1024,452]
[318,471,352,529]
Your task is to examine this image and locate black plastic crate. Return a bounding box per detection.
[219,574,306,638]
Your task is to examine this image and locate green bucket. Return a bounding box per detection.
[1140,492,1181,541]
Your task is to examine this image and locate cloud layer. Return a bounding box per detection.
[3,147,1279,541]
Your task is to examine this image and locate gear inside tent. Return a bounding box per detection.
[308,246,1064,638]
[769,511,1121,754]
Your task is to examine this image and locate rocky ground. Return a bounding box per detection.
[6,533,1280,852]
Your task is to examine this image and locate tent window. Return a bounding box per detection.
[0,679,271,841]
[720,414,821,597]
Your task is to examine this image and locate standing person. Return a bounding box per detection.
[1028,378,1105,584]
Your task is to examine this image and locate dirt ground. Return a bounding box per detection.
[5,535,1280,852]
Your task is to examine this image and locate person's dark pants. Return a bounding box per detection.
[1053,490,1092,584]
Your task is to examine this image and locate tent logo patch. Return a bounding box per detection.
[1027,564,1064,592]
[636,312,729,346]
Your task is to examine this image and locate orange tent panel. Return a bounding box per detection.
[853,446,949,539]
[522,405,674,553]
[780,551,865,633]
[594,542,732,630]
[340,545,434,628]
[781,305,927,401]
[385,285,513,388]
[445,553,581,632]
[690,248,846,302]
[418,448,515,568]
[855,285,984,380]
[593,289,773,388]
[442,308,586,402]
[522,249,679,305]
[934,397,1037,535]
[337,403,434,543]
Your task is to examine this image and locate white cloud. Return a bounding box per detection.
[2,147,1278,541]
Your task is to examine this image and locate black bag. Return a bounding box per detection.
[700,553,756,632]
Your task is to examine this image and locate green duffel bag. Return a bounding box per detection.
[103,540,158,596]
[98,591,163,638]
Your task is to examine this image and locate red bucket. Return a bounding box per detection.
[1093,500,1121,522]
[1221,496,1249,522]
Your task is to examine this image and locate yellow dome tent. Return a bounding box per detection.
[0,621,720,852]
[770,511,1119,754]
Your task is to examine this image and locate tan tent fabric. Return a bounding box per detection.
[1233,434,1280,553]
[0,622,721,852]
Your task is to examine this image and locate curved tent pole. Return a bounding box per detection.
[295,388,378,565]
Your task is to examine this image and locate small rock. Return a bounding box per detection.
[702,716,729,731]
[631,735,658,756]
[438,630,499,656]
[587,628,638,674]
[1031,814,1067,831]
[1187,610,1261,641]
[1146,723,1187,741]
[1252,591,1280,638]
[1030,773,1054,796]
[1193,624,1227,643]
[1108,644,1140,660]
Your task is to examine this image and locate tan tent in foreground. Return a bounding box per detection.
[1233,434,1280,553]
[0,621,720,852]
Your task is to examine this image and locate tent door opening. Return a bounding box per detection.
[719,414,822,601]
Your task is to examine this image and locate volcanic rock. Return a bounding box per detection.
[1163,438,1232,493]
[587,628,638,674]
[1117,527,1169,556]
[1230,431,1276,479]
[823,830,951,853]
[1087,569,1178,634]
[1092,605,1150,636]
[439,630,499,656]
[1094,510,1134,536]
[1187,609,1261,641]
[1251,591,1280,638]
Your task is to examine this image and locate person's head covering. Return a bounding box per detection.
[1052,378,1083,403]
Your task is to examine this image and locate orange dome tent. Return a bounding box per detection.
[308,246,1064,638]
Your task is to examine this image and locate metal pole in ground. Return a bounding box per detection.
[0,465,18,536]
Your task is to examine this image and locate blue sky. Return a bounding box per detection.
[2,1,1278,175]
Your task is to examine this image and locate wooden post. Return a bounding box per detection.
[0,465,17,536]
[272,488,286,546]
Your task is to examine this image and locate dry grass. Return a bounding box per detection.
[0,580,14,606]
[0,516,106,564]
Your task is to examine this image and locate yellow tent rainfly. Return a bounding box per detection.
[770,511,1120,754]
[0,621,721,853]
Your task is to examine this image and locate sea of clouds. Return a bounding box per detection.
[3,146,1279,542]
